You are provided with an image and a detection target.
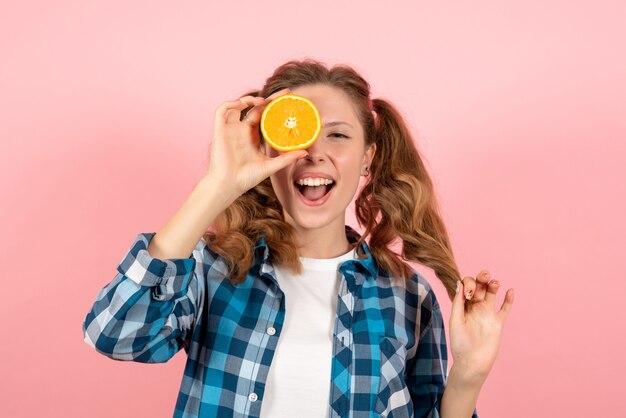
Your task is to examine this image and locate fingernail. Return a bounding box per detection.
[484,271,490,280]
[465,289,473,300]
[455,280,460,294]
[490,280,500,286]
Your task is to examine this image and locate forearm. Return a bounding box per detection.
[147,174,239,260]
[440,365,485,418]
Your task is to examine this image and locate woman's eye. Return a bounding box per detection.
[330,132,349,138]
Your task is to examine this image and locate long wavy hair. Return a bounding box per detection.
[204,58,461,300]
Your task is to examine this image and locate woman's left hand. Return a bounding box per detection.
[448,270,514,384]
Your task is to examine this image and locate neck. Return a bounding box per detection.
[289,219,353,259]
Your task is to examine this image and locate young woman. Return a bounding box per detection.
[83,59,514,418]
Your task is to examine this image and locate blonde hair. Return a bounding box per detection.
[204,58,461,300]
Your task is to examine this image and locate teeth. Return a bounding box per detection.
[296,177,334,186]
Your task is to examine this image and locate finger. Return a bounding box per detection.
[215,99,257,124]
[450,280,466,326]
[233,96,266,124]
[484,279,501,305]
[239,94,265,103]
[245,88,292,124]
[473,270,491,301]
[224,95,267,124]
[497,288,515,321]
[243,100,267,125]
[462,276,476,303]
[263,149,309,175]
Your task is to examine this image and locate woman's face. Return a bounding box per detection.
[263,83,376,232]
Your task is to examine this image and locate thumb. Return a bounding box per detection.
[264,150,308,175]
[450,280,466,326]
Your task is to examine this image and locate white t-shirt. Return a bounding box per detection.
[260,246,357,417]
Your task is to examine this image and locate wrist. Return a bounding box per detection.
[448,363,488,389]
[194,174,241,214]
[198,173,242,203]
[441,367,483,418]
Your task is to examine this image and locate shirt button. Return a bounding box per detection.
[266,326,276,336]
[249,392,258,402]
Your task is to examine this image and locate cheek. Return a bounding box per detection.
[335,154,363,182]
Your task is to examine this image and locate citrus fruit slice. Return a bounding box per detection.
[260,94,322,152]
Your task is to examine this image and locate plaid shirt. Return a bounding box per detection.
[83,225,479,418]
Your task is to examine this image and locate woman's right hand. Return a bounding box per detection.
[207,87,308,196]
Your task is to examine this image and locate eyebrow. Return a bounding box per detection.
[323,121,354,129]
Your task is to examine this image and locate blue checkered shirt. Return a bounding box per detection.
[83,225,479,418]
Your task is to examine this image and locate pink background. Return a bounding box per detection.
[1,1,624,416]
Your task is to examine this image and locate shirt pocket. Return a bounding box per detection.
[374,335,411,417]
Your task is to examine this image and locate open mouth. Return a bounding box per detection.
[294,179,336,205]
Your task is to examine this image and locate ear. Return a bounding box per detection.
[363,143,376,167]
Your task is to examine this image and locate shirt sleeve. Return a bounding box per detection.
[405,277,479,418]
[82,232,207,363]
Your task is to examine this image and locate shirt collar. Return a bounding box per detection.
[254,225,379,283]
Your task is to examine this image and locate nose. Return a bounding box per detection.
[304,140,327,162]
[304,153,325,162]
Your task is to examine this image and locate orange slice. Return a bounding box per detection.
[260,94,322,152]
